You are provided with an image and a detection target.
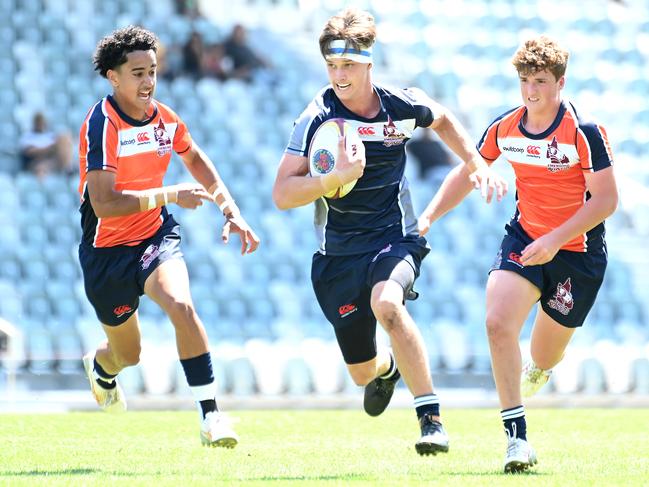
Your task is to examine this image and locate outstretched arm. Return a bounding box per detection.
[179,143,260,254]
[418,106,508,236]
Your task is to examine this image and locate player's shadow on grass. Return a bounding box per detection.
[445,470,548,476]
[1,468,126,477]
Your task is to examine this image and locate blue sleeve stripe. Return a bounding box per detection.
[86,101,109,170]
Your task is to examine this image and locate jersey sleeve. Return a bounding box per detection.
[402,87,436,128]
[576,122,613,172]
[476,117,502,164]
[172,116,192,155]
[85,104,118,173]
[285,107,321,157]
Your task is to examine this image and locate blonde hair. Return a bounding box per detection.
[319,8,376,59]
[512,35,569,80]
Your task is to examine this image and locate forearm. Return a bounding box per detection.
[273,174,341,209]
[93,186,178,218]
[433,113,486,173]
[546,195,618,247]
[421,164,475,224]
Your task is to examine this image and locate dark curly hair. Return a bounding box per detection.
[93,25,158,78]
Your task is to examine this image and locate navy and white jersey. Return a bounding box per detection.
[285,84,437,256]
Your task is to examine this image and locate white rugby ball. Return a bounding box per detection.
[308,118,362,199]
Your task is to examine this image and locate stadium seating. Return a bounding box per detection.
[0,0,648,398]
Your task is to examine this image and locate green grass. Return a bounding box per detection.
[0,408,647,486]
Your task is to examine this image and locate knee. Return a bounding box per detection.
[164,298,198,325]
[349,366,377,387]
[371,297,402,333]
[485,312,515,343]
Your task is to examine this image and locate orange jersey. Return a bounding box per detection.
[477,101,613,252]
[78,96,192,247]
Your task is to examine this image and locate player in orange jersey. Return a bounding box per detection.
[420,35,618,473]
[78,26,259,447]
[476,36,617,472]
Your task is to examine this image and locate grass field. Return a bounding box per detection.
[1,408,647,486]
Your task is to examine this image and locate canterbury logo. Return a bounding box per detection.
[527,145,540,156]
[338,304,357,318]
[357,126,375,136]
[137,132,150,143]
[113,305,133,318]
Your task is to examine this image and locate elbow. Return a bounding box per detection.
[93,205,112,219]
[608,192,619,217]
[272,189,290,210]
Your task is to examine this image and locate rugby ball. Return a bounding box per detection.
[308,118,362,199]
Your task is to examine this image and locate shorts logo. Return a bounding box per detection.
[140,244,160,270]
[371,243,392,263]
[546,136,570,172]
[507,252,524,268]
[491,249,503,271]
[338,303,357,318]
[547,278,574,315]
[113,304,134,318]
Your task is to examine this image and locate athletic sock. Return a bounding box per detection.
[501,405,527,440]
[180,352,218,419]
[414,393,440,420]
[93,357,117,390]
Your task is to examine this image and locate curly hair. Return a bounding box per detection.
[93,26,158,78]
[319,8,376,59]
[512,35,569,80]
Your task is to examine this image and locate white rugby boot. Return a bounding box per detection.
[503,425,537,473]
[200,411,239,448]
[521,362,552,398]
[82,353,127,413]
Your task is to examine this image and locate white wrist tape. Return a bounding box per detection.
[146,194,156,210]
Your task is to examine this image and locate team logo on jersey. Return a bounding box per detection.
[383,117,406,147]
[371,243,393,262]
[547,278,574,315]
[312,149,334,174]
[154,120,172,156]
[546,136,570,172]
[140,244,160,270]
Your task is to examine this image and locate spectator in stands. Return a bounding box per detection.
[19,112,73,179]
[273,7,506,458]
[202,43,229,81]
[182,31,206,79]
[406,129,457,180]
[79,26,259,448]
[422,35,618,473]
[223,24,271,82]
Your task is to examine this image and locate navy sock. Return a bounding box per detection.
[94,357,117,390]
[414,394,440,419]
[501,405,527,440]
[180,353,218,418]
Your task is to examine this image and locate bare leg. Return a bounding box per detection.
[485,270,540,409]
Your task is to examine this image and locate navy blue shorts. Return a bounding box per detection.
[79,214,184,326]
[490,223,607,328]
[311,235,430,364]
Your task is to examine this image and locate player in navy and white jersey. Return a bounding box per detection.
[273,7,507,455]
